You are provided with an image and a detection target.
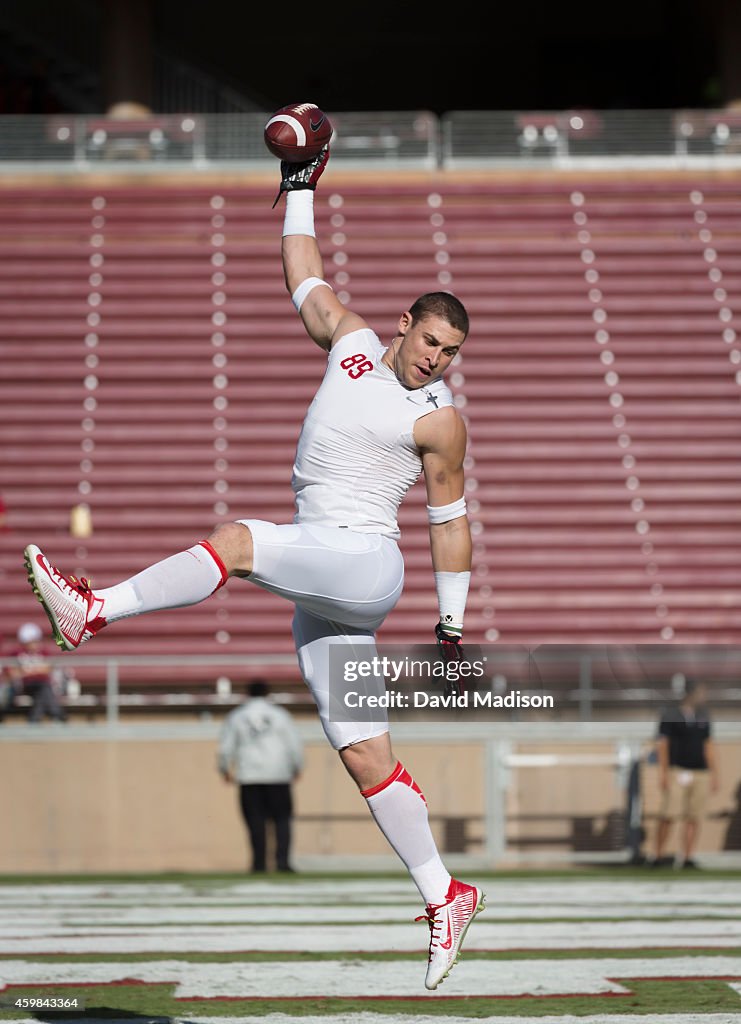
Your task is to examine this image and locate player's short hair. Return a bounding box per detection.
[409,292,469,338]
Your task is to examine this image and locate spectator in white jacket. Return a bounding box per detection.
[218,679,303,873]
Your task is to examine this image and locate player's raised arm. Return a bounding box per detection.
[275,150,367,351]
[415,406,472,650]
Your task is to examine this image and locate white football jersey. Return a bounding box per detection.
[291,328,454,539]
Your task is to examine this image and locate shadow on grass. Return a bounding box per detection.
[36,1013,173,1024]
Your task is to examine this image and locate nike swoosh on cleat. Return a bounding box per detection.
[310,116,325,132]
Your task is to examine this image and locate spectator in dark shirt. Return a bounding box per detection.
[652,678,718,868]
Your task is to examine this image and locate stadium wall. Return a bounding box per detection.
[1,724,741,872]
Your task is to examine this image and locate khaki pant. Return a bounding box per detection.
[658,768,709,821]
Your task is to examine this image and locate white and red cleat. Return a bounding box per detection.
[416,878,485,990]
[24,544,107,651]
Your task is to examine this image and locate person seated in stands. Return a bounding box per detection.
[7,622,67,724]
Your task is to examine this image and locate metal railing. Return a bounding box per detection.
[442,108,741,165]
[0,654,298,726]
[2,648,740,726]
[2,109,741,170]
[0,111,439,168]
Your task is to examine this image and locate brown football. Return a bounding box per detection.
[264,102,333,161]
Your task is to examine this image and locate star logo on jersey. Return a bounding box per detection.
[405,389,439,408]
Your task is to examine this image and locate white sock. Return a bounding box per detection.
[96,542,227,622]
[362,761,452,906]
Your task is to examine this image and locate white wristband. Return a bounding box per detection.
[292,277,333,312]
[283,190,315,237]
[427,496,467,524]
[435,571,471,635]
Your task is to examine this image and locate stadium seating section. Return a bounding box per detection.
[1,175,740,695]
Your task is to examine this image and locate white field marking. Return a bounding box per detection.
[2,919,740,953]
[1,879,738,907]
[1,879,740,963]
[182,1016,741,1024]
[0,882,423,906]
[2,880,740,918]
[178,1017,741,1024]
[185,1017,741,1024]
[5,902,741,927]
[3,904,741,926]
[2,956,741,998]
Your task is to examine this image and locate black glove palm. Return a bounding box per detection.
[435,620,463,655]
[435,621,463,699]
[272,145,330,208]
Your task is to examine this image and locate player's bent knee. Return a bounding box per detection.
[339,733,396,791]
[207,521,254,577]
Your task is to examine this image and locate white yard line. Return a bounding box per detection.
[180,1016,741,1024]
[1,918,740,953]
[1,879,739,905]
[2,903,741,925]
[2,955,741,998]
